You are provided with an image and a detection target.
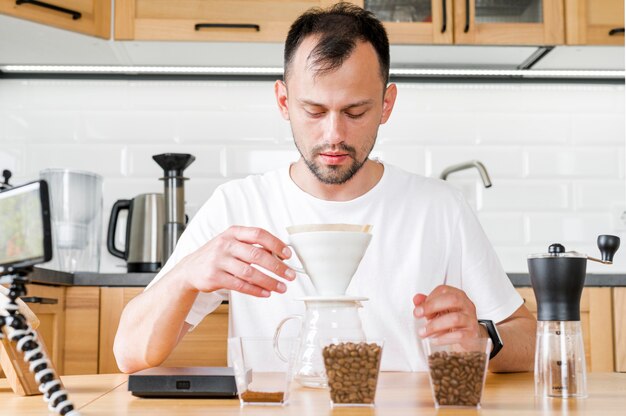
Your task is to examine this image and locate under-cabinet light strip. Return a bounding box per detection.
[1,65,624,79]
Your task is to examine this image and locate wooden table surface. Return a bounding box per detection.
[2,372,626,415]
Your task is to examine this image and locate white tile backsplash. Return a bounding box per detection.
[526,213,613,244]
[525,147,621,178]
[428,146,524,178]
[0,79,623,272]
[572,114,626,144]
[478,180,570,211]
[573,180,626,211]
[477,113,570,145]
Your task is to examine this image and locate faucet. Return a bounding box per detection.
[439,160,492,188]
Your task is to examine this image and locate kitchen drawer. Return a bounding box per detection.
[0,0,111,38]
[115,0,329,41]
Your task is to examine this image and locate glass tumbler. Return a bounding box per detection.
[423,337,491,408]
[321,339,384,407]
[228,337,297,407]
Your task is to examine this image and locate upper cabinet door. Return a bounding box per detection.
[565,0,625,45]
[114,0,324,41]
[359,0,453,44]
[0,0,111,38]
[453,0,565,45]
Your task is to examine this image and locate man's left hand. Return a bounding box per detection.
[413,285,483,341]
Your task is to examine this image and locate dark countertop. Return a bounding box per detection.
[28,267,626,288]
[31,268,155,287]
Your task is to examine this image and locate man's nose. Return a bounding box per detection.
[323,112,345,144]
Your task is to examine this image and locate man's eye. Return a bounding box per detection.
[346,112,365,119]
[306,110,324,118]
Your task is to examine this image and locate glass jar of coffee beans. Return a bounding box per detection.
[321,340,384,407]
[423,337,491,408]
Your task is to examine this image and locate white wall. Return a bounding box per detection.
[0,79,624,273]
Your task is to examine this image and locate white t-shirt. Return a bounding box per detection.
[148,162,523,371]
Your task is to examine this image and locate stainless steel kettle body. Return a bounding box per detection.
[107,193,164,272]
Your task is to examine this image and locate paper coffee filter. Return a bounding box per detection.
[286,224,372,235]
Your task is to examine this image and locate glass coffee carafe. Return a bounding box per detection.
[274,297,367,388]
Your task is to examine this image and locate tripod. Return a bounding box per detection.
[0,268,79,415]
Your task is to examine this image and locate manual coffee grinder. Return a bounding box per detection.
[528,235,620,398]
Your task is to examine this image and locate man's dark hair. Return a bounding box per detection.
[284,2,390,85]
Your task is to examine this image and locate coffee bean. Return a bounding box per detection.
[427,351,487,407]
[323,342,382,405]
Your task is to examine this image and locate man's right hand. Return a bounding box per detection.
[177,226,296,297]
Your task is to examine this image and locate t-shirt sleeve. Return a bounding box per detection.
[447,196,523,324]
[144,187,230,329]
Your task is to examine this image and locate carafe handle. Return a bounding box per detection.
[273,314,302,362]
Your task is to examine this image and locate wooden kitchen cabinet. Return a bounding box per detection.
[351,0,453,44]
[614,288,626,372]
[0,283,66,379]
[99,287,229,374]
[356,0,564,45]
[453,0,565,45]
[63,287,100,375]
[19,284,67,375]
[0,0,111,38]
[114,0,337,42]
[517,287,615,372]
[565,0,625,45]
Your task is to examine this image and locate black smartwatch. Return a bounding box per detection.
[478,319,503,360]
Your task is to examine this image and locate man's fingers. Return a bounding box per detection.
[221,257,287,293]
[212,271,271,298]
[227,240,296,282]
[228,226,292,259]
[421,292,463,319]
[421,312,473,338]
[413,293,427,306]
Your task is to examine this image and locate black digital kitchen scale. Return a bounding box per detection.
[128,367,241,398]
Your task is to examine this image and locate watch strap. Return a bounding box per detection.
[478,319,503,360]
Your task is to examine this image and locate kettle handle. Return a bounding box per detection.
[273,314,302,362]
[107,199,131,259]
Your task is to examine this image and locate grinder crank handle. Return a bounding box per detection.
[588,235,620,264]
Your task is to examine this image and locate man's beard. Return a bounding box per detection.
[293,136,374,185]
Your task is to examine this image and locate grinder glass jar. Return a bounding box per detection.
[423,337,491,408]
[321,339,384,407]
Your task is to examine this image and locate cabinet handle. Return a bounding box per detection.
[441,0,447,33]
[21,296,58,305]
[609,28,625,36]
[15,0,81,20]
[195,23,260,32]
[464,0,470,33]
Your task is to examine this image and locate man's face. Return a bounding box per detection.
[276,36,394,185]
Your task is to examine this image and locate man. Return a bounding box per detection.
[114,3,535,374]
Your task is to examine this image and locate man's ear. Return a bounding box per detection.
[380,83,397,124]
[275,80,290,120]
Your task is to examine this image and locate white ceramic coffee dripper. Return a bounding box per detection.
[284,224,372,297]
[274,224,372,388]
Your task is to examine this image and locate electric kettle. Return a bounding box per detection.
[107,193,164,272]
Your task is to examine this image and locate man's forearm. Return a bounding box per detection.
[488,312,536,373]
[113,268,199,373]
